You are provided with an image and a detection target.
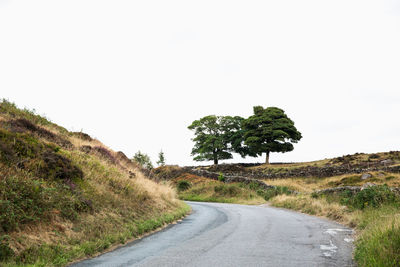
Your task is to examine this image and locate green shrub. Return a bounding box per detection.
[0,174,92,233]
[341,185,398,210]
[214,184,240,196]
[218,173,225,182]
[243,182,291,200]
[0,129,83,181]
[132,151,153,169]
[177,180,191,192]
[0,235,14,261]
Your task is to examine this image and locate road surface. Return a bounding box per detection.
[72,202,354,267]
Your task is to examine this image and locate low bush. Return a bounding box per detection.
[92,146,116,164]
[0,235,14,261]
[242,182,291,200]
[342,185,399,210]
[4,118,72,148]
[0,174,92,233]
[317,185,399,210]
[177,180,191,192]
[218,173,225,182]
[0,129,83,181]
[214,184,240,196]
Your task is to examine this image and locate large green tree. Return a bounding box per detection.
[243,106,302,164]
[188,115,244,164]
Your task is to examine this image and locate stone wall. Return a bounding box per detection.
[192,164,400,180]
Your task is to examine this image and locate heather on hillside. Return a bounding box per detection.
[0,100,189,266]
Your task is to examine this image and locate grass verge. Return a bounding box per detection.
[1,202,190,266]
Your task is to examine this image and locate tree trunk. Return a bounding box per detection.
[213,152,218,165]
[265,151,270,164]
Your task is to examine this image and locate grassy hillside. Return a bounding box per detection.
[152,165,292,204]
[153,154,400,267]
[0,100,189,266]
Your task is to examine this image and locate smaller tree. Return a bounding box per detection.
[188,115,245,165]
[156,150,166,166]
[132,151,153,169]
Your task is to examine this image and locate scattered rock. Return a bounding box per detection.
[361,182,376,190]
[361,173,372,180]
[381,159,393,165]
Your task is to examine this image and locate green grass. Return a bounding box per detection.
[354,206,400,267]
[178,181,265,204]
[177,180,291,205]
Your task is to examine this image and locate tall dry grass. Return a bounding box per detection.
[263,172,400,193]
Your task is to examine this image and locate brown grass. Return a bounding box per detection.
[262,172,400,193]
[270,195,359,226]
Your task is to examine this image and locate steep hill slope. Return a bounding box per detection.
[0,100,189,266]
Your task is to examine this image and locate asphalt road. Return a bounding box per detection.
[72,202,354,267]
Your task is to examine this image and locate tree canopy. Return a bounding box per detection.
[243,106,302,164]
[188,107,302,164]
[156,150,166,166]
[187,115,245,165]
[132,151,153,169]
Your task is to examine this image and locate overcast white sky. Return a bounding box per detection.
[1,0,399,166]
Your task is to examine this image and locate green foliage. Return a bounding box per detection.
[214,184,240,196]
[340,185,399,210]
[188,115,245,164]
[354,206,400,267]
[355,222,400,266]
[0,129,83,181]
[156,150,166,166]
[132,151,153,169]
[0,174,92,233]
[218,172,225,182]
[0,235,14,261]
[178,181,263,204]
[177,180,191,192]
[242,182,291,200]
[243,106,302,163]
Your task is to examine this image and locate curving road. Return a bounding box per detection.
[72,202,354,267]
